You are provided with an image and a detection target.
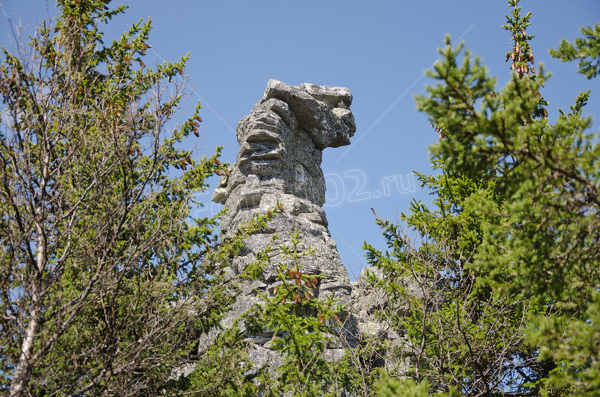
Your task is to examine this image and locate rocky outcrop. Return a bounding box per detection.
[207,79,409,380]
[212,79,356,308]
[350,266,417,374]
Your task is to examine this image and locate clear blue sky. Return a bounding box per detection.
[2,1,599,279]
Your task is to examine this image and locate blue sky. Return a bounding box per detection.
[2,0,599,279]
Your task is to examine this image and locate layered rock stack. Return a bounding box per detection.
[209,80,409,378]
[212,79,356,307]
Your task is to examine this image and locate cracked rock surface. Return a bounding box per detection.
[205,80,408,381]
[212,80,355,308]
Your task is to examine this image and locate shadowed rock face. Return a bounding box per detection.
[212,79,356,304]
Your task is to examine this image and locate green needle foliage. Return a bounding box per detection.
[244,229,356,397]
[369,0,599,395]
[0,1,237,395]
[364,166,547,395]
[3,0,598,395]
[376,373,432,397]
[550,23,600,79]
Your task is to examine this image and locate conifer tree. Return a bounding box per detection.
[368,0,600,395]
[0,1,238,395]
[550,23,600,79]
[418,1,599,392]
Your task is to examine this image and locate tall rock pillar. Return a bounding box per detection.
[212,79,356,306]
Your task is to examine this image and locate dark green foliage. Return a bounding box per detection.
[179,225,365,397]
[550,23,600,79]
[418,11,600,393]
[4,0,598,395]
[364,166,547,395]
[375,372,434,397]
[367,0,600,395]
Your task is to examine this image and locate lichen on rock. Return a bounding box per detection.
[212,79,356,305]
[205,80,408,383]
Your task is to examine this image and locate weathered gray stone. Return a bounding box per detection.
[202,80,412,388]
[213,80,355,307]
[348,265,422,375]
[323,348,347,363]
[204,79,360,387]
[245,344,284,376]
[357,321,386,338]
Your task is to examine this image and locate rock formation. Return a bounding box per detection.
[212,79,355,306]
[208,79,410,382]
[207,79,359,376]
